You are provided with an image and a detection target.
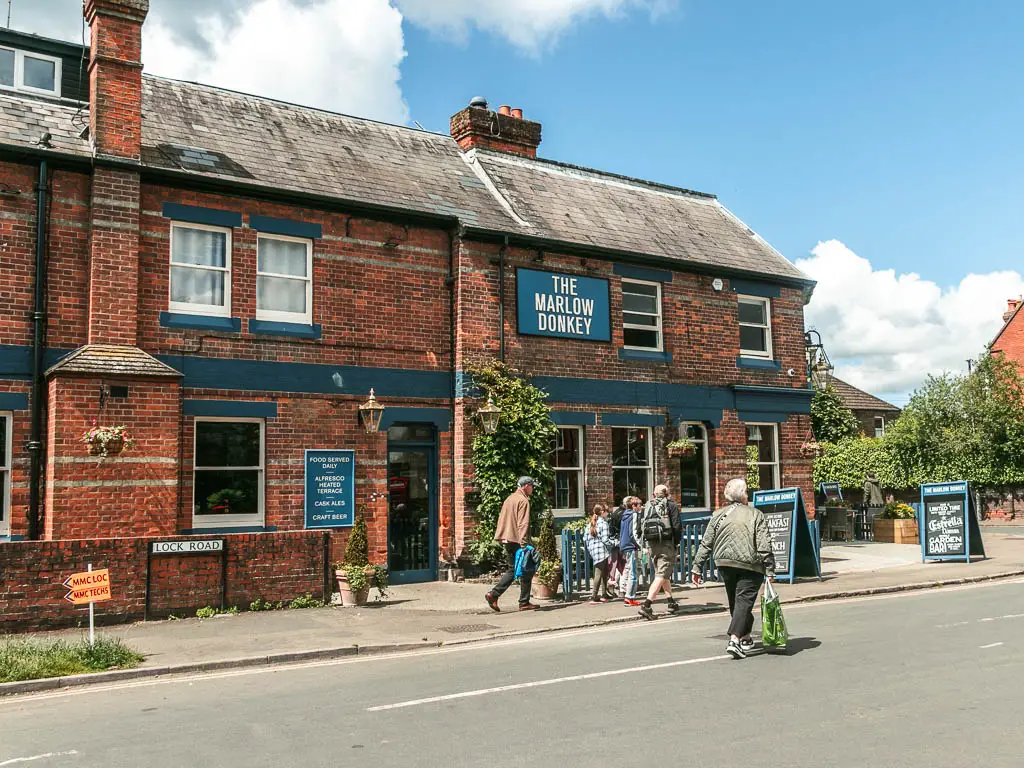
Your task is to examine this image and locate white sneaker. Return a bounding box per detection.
[726,639,746,659]
[740,637,755,652]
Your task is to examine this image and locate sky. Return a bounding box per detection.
[15,0,1024,404]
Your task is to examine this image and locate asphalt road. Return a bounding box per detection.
[2,579,1023,768]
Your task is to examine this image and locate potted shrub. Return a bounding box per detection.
[531,512,562,599]
[666,437,697,458]
[874,501,919,544]
[81,421,134,458]
[335,507,388,606]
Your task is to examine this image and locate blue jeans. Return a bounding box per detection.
[618,550,638,598]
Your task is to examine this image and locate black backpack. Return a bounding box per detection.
[642,497,672,542]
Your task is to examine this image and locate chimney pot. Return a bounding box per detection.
[450,102,542,159]
[498,105,511,116]
[510,108,523,119]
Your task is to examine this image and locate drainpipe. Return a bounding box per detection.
[28,159,49,540]
[498,236,508,362]
[446,226,459,566]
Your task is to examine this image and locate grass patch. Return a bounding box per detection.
[0,636,144,683]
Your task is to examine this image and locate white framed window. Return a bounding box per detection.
[874,416,886,438]
[256,234,313,324]
[622,279,663,351]
[169,223,232,316]
[0,47,61,95]
[0,413,10,537]
[746,423,780,491]
[738,295,772,358]
[612,427,652,502]
[549,427,584,517]
[193,418,264,527]
[677,423,710,511]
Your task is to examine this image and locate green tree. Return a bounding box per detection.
[810,384,859,443]
[464,361,557,568]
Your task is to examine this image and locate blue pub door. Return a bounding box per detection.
[386,424,438,584]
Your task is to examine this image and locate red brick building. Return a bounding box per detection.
[991,298,1024,366]
[0,1,815,621]
[830,378,901,437]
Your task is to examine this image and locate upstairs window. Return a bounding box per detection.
[622,279,662,351]
[874,416,886,438]
[256,234,313,324]
[169,223,232,316]
[0,47,61,95]
[738,295,772,358]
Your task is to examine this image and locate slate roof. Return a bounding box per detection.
[0,71,812,285]
[46,345,182,378]
[831,377,900,413]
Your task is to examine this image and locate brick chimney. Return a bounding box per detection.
[83,0,148,345]
[450,99,542,159]
[1004,298,1021,323]
[85,0,148,160]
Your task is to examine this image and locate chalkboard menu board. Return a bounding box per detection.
[920,481,985,563]
[752,487,821,584]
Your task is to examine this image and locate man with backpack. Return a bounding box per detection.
[633,484,683,620]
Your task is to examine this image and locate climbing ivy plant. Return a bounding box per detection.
[810,384,859,443]
[464,361,557,569]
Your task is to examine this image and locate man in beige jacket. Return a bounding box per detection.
[485,476,539,611]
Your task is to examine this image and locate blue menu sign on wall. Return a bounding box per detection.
[304,449,355,528]
[516,268,611,341]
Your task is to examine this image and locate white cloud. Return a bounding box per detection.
[395,0,675,51]
[798,239,1024,403]
[144,0,409,123]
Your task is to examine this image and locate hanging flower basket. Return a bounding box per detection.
[81,422,135,458]
[800,440,823,458]
[666,438,696,458]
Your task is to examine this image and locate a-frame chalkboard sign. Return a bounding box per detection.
[920,481,985,563]
[752,487,821,584]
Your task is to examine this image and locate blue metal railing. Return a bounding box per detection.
[560,518,718,602]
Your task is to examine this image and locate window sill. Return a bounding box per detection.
[736,356,781,370]
[160,312,241,332]
[618,348,673,363]
[248,319,322,339]
[181,525,276,534]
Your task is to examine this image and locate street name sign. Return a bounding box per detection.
[151,539,225,555]
[752,487,821,584]
[920,481,985,563]
[63,568,111,604]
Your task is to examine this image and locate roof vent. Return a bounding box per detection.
[469,96,488,109]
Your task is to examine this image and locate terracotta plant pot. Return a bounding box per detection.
[873,518,919,544]
[334,569,369,607]
[531,573,562,600]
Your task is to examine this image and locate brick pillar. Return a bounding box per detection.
[83,0,148,346]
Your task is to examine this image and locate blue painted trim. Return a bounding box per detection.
[181,525,278,534]
[160,312,242,333]
[737,411,789,423]
[249,214,322,240]
[549,411,598,426]
[248,319,322,339]
[618,348,674,363]
[0,345,74,379]
[162,202,242,228]
[378,407,451,432]
[736,356,782,370]
[183,399,278,418]
[0,392,29,410]
[613,263,673,283]
[0,534,25,542]
[156,354,452,399]
[600,412,666,427]
[730,279,781,298]
[733,385,813,415]
[669,408,724,428]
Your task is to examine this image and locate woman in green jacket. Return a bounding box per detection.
[691,478,776,660]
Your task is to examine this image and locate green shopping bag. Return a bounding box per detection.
[761,579,788,649]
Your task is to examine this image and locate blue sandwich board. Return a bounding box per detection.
[753,487,821,584]
[304,449,355,529]
[819,481,843,504]
[920,481,985,563]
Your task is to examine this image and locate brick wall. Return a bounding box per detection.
[0,530,326,632]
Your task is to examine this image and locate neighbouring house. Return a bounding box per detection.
[830,378,901,437]
[991,297,1024,365]
[0,0,817,630]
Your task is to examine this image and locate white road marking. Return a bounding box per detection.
[980,642,1004,649]
[366,654,728,711]
[937,612,1024,628]
[0,751,79,766]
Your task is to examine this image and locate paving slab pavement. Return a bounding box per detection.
[3,533,1023,695]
